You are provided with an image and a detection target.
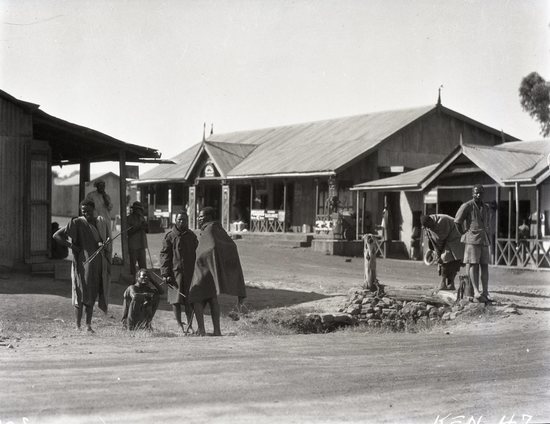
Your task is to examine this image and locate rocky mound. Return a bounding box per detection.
[283,287,521,334]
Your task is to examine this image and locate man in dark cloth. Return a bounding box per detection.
[421,214,464,290]
[127,201,149,276]
[454,184,492,302]
[189,206,247,336]
[122,268,163,330]
[53,199,111,332]
[160,211,198,334]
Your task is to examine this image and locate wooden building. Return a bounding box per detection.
[352,140,550,268]
[0,89,161,271]
[136,101,516,240]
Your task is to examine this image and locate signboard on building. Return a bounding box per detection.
[204,163,215,177]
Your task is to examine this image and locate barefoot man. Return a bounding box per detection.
[160,211,198,333]
[189,207,246,336]
[454,184,492,302]
[53,199,111,332]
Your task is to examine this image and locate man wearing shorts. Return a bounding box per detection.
[454,184,492,302]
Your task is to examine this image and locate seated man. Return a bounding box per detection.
[122,268,164,330]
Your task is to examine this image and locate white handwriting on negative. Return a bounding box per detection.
[433,415,533,424]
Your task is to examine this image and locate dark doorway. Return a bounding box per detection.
[199,184,221,220]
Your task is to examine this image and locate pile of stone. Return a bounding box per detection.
[291,288,520,334]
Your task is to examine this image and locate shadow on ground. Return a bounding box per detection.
[0,273,331,318]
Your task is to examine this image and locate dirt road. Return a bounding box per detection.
[2,325,549,424]
[1,237,549,423]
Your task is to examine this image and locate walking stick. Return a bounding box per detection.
[148,270,195,334]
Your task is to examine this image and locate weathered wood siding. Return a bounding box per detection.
[292,178,316,229]
[0,97,32,267]
[378,110,503,169]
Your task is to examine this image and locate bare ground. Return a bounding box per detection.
[1,235,549,423]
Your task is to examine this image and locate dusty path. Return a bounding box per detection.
[2,325,549,424]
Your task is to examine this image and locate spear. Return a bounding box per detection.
[83,225,134,266]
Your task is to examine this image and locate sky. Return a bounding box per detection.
[1,0,549,177]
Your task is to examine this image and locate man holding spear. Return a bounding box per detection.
[53,199,112,332]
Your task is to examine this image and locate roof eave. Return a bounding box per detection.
[227,171,336,179]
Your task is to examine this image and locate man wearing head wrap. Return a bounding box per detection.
[86,179,113,227]
[53,199,111,332]
[189,207,246,336]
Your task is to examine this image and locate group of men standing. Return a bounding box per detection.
[53,196,246,335]
[421,184,492,303]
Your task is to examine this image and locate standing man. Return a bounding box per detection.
[86,179,113,229]
[53,199,111,332]
[189,207,247,336]
[127,201,148,277]
[160,211,198,333]
[454,184,492,302]
[421,214,464,290]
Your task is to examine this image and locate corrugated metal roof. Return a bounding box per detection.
[352,139,550,191]
[224,105,435,177]
[204,141,257,177]
[352,164,439,191]
[462,141,550,183]
[137,143,202,183]
[492,139,550,181]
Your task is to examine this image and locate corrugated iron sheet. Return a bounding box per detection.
[204,141,257,177]
[137,143,202,182]
[352,139,550,191]
[352,164,438,190]
[493,140,550,181]
[225,106,435,176]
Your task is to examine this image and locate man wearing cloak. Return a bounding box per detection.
[160,211,198,333]
[189,207,246,336]
[53,199,111,332]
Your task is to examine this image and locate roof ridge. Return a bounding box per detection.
[208,104,435,138]
[463,143,542,157]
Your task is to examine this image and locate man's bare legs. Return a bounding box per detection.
[76,304,94,332]
[193,301,206,336]
[193,297,221,336]
[467,263,481,298]
[75,305,83,329]
[210,298,221,336]
[480,264,490,299]
[172,304,186,332]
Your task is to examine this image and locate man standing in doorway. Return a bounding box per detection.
[454,184,492,302]
[127,201,148,277]
[160,211,198,333]
[53,199,111,332]
[86,179,113,228]
[189,207,246,336]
